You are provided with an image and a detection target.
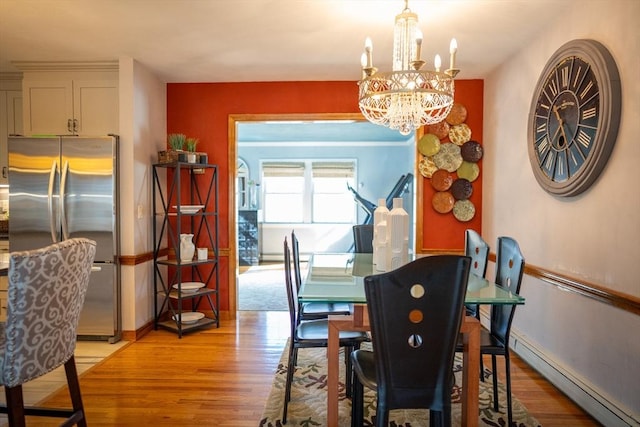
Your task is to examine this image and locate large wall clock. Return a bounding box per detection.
[527,39,621,197]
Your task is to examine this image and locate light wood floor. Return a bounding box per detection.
[26,311,599,426]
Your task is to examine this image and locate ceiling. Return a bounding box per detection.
[0,0,571,83]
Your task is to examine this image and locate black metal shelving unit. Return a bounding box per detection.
[152,161,219,337]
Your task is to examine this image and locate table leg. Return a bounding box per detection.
[327,316,342,427]
[460,316,480,427]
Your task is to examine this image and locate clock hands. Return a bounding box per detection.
[552,105,569,148]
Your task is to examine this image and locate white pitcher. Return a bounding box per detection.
[180,233,195,262]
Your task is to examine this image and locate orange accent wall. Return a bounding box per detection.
[420,80,484,251]
[167,80,484,309]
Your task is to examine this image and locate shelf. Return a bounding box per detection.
[156,316,218,333]
[167,288,217,299]
[152,162,220,338]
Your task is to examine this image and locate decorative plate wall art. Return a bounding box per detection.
[420,102,482,222]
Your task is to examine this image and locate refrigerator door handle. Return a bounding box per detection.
[60,159,70,240]
[48,160,59,243]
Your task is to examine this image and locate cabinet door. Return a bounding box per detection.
[23,79,74,135]
[73,80,118,135]
[0,90,22,185]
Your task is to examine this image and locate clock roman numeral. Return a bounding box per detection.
[536,122,547,134]
[582,107,596,120]
[538,136,550,158]
[580,80,594,100]
[561,66,569,88]
[547,78,559,98]
[576,130,591,149]
[572,65,583,90]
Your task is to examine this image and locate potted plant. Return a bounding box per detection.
[185,137,199,163]
[162,133,187,162]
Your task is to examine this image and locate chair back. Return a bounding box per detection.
[465,229,489,278]
[364,255,470,410]
[1,238,96,388]
[283,237,299,339]
[291,230,303,291]
[352,224,374,253]
[491,236,525,346]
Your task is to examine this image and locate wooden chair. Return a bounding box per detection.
[291,230,351,321]
[350,255,471,427]
[282,237,367,424]
[0,238,97,427]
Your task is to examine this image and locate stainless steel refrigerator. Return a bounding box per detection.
[8,135,121,342]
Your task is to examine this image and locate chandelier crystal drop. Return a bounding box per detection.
[358,0,460,135]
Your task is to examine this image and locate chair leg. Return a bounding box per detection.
[491,354,499,412]
[5,385,26,427]
[283,345,297,424]
[375,401,389,427]
[345,346,353,398]
[350,374,364,427]
[64,356,87,427]
[504,352,513,427]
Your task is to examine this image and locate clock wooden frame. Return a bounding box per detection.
[527,39,621,197]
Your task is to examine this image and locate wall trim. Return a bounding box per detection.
[119,248,230,266]
[509,328,638,427]
[484,253,639,317]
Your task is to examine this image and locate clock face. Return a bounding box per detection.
[527,40,621,197]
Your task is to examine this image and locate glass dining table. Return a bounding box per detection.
[298,252,525,427]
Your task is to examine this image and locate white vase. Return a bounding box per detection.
[373,198,389,269]
[385,198,409,271]
[187,153,197,163]
[180,233,195,262]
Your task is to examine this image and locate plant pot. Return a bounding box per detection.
[187,153,197,163]
[177,152,188,162]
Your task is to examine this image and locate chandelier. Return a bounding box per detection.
[358,0,460,135]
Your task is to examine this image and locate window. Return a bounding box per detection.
[262,160,355,223]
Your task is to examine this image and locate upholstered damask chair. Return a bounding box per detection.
[0,238,96,427]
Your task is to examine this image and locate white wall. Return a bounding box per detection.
[118,57,166,332]
[483,1,639,424]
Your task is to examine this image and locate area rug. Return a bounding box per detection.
[238,264,292,311]
[259,342,541,426]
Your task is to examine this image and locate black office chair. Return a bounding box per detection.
[464,229,490,318]
[291,230,352,321]
[350,255,471,427]
[460,236,525,427]
[282,237,368,424]
[352,224,374,253]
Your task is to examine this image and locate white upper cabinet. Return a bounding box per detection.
[21,67,118,136]
[0,86,22,186]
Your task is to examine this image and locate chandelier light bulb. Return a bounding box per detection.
[415,30,423,61]
[434,54,441,72]
[364,37,373,68]
[449,38,458,70]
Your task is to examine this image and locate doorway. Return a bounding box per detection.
[228,113,416,313]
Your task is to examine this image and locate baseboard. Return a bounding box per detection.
[509,328,638,427]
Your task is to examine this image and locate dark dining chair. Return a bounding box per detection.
[464,228,490,318]
[350,255,471,427]
[352,224,374,253]
[0,238,97,427]
[282,237,368,424]
[459,236,525,427]
[291,230,352,321]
